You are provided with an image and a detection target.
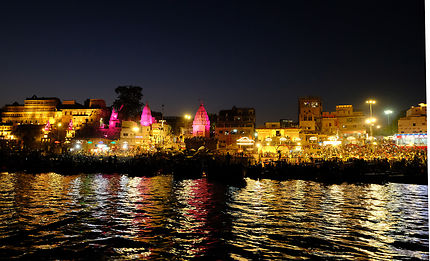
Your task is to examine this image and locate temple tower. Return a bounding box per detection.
[192,104,210,138]
[140,103,154,126]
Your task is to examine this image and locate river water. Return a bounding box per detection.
[0,172,428,260]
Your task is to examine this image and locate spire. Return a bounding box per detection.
[140,103,154,126]
[192,104,210,138]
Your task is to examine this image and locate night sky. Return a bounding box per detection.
[0,1,425,125]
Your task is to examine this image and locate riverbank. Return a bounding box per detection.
[0,151,427,185]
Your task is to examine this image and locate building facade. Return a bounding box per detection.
[1,96,60,125]
[321,105,366,138]
[298,97,322,132]
[1,96,107,132]
[215,106,256,149]
[398,103,427,134]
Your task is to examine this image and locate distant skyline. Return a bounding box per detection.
[0,1,425,125]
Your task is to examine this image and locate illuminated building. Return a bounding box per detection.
[280,119,297,128]
[321,105,366,139]
[1,96,107,136]
[298,97,322,132]
[140,103,154,126]
[335,105,366,136]
[192,104,210,138]
[1,96,60,125]
[398,103,427,134]
[255,122,301,154]
[0,123,13,139]
[59,100,107,130]
[215,106,255,149]
[321,112,337,135]
[120,120,172,149]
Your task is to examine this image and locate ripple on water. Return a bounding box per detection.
[0,173,427,260]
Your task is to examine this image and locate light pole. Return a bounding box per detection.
[384,110,393,134]
[366,99,376,138]
[184,114,192,138]
[57,122,62,141]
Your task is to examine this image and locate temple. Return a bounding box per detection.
[192,104,210,138]
[140,103,154,126]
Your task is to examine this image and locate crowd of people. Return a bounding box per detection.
[259,143,427,165]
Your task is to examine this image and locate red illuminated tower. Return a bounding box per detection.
[192,104,210,138]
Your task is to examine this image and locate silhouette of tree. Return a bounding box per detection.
[113,86,143,121]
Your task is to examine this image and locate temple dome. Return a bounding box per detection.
[192,104,210,138]
[140,103,154,126]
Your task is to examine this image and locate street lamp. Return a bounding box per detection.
[57,123,62,141]
[365,117,377,137]
[184,114,192,136]
[384,110,393,125]
[366,99,376,137]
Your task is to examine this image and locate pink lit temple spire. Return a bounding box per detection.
[192,104,210,138]
[140,103,154,126]
[109,107,119,129]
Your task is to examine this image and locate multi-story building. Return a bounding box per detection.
[0,123,13,139]
[59,99,107,130]
[280,119,297,128]
[2,96,61,125]
[321,105,366,138]
[1,96,107,131]
[321,112,337,135]
[334,105,366,137]
[215,106,256,149]
[298,97,322,132]
[398,103,427,134]
[255,122,301,154]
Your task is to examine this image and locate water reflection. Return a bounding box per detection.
[0,173,427,260]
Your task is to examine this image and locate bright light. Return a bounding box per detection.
[280,137,287,142]
[184,114,192,120]
[384,110,393,115]
[256,143,261,148]
[365,118,377,124]
[75,144,81,149]
[58,123,62,127]
[376,125,381,129]
[132,127,139,132]
[236,137,255,146]
[366,99,376,104]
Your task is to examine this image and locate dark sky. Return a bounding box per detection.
[0,1,425,125]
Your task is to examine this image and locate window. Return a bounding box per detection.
[123,133,128,136]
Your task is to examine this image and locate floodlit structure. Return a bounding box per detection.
[1,96,107,131]
[192,104,210,138]
[215,106,256,148]
[298,97,322,132]
[1,96,60,125]
[140,103,154,126]
[321,105,366,138]
[398,103,427,134]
